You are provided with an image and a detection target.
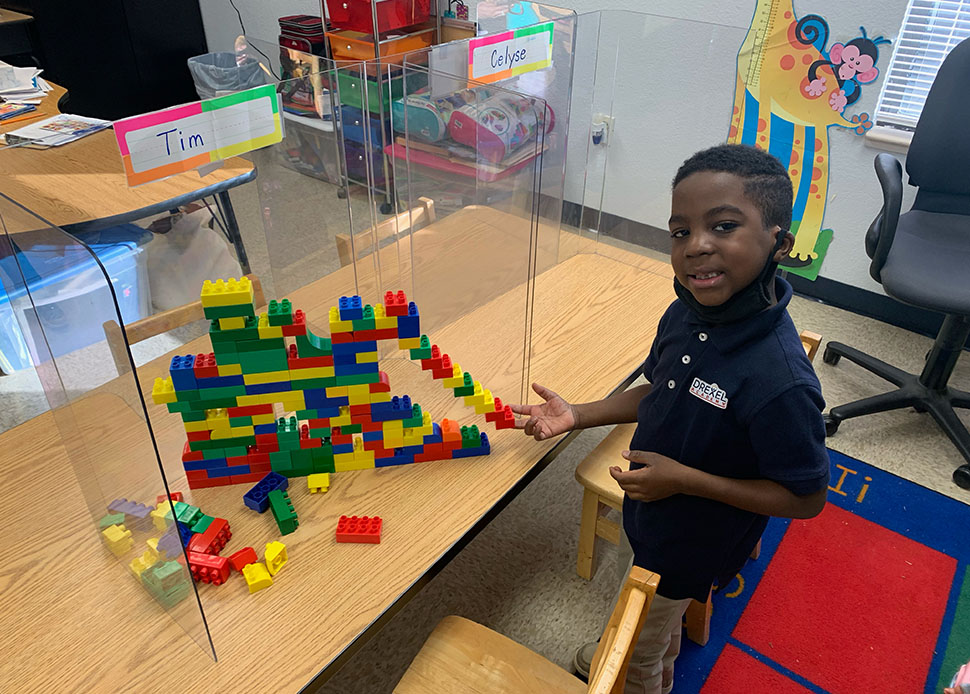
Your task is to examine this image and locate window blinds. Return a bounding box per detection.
[874,0,970,129]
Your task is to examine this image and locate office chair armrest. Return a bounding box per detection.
[866,152,904,283]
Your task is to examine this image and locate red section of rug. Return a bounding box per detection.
[732,503,956,693]
[700,644,816,693]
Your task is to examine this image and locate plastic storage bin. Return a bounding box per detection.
[327,26,435,65]
[336,70,426,114]
[327,0,431,34]
[0,226,152,372]
[340,105,391,145]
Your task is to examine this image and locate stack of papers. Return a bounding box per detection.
[3,114,112,148]
[0,61,52,103]
[0,102,36,121]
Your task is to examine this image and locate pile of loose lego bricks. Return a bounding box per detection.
[150,280,517,491]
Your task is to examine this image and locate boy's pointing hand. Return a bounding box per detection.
[609,450,691,502]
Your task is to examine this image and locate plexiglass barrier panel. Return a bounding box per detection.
[565,12,747,266]
[0,193,214,669]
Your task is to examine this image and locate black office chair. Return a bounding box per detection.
[823,36,970,489]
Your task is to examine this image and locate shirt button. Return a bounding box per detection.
[681,355,691,364]
[667,379,676,389]
[698,332,709,342]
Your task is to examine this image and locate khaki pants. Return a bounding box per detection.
[614,527,692,694]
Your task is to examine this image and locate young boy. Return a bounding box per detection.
[512,144,830,693]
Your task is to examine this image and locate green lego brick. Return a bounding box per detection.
[295,409,318,419]
[180,410,208,422]
[453,373,476,397]
[189,435,257,452]
[295,333,332,357]
[212,341,238,355]
[174,501,202,526]
[340,423,362,434]
[167,401,194,414]
[268,489,299,535]
[238,351,289,372]
[409,334,433,360]
[190,514,215,533]
[277,416,299,432]
[267,299,293,326]
[209,317,259,344]
[313,458,337,474]
[175,388,202,403]
[290,377,338,390]
[225,446,248,457]
[187,397,240,411]
[196,385,247,399]
[203,303,256,320]
[403,403,423,428]
[270,450,294,474]
[308,427,332,438]
[461,425,481,449]
[351,317,376,331]
[142,561,191,608]
[229,416,253,427]
[99,512,126,530]
[333,373,381,387]
[236,337,286,353]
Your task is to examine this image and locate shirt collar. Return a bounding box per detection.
[683,277,793,353]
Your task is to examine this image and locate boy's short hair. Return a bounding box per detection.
[672,144,793,230]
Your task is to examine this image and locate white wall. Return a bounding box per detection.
[198,0,915,292]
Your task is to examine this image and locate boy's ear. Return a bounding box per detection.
[772,227,795,261]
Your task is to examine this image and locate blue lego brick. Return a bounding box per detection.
[401,444,426,456]
[371,395,412,422]
[243,472,289,513]
[375,452,415,467]
[245,381,294,395]
[362,430,383,442]
[332,443,354,454]
[305,406,341,420]
[303,389,349,408]
[338,295,364,321]
[254,423,277,435]
[370,401,394,413]
[176,521,194,547]
[209,464,250,478]
[451,433,491,458]
[333,362,380,376]
[196,374,246,389]
[331,339,377,357]
[183,457,228,472]
[169,355,197,390]
[397,302,420,338]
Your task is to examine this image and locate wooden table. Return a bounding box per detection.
[0,206,675,693]
[0,81,256,270]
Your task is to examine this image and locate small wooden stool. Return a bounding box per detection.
[574,330,821,646]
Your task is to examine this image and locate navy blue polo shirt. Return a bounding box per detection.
[624,277,829,601]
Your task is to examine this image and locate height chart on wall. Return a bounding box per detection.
[728,0,891,280]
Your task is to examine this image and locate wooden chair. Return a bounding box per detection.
[393,566,660,694]
[103,273,266,375]
[574,330,822,646]
[335,197,435,267]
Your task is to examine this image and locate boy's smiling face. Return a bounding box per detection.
[669,170,792,307]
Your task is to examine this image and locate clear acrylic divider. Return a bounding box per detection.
[0,193,214,659]
[565,12,747,268]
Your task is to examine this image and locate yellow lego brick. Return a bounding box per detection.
[184,420,209,433]
[348,391,372,406]
[231,426,255,437]
[279,394,305,411]
[252,413,276,426]
[334,455,375,472]
[217,363,242,376]
[328,306,354,333]
[307,473,330,493]
[102,524,133,557]
[244,370,290,385]
[151,503,172,532]
[151,377,176,405]
[219,316,246,331]
[129,550,158,581]
[399,337,422,350]
[235,394,263,407]
[265,541,288,576]
[375,316,397,330]
[369,392,391,403]
[442,364,464,388]
[242,562,273,593]
[331,406,353,427]
[257,313,284,339]
[464,381,485,407]
[374,303,386,319]
[356,351,379,364]
[289,366,334,380]
[402,434,423,447]
[354,449,375,462]
[326,386,349,397]
[147,537,161,556]
[206,408,229,422]
[475,392,496,415]
[382,438,404,451]
[200,277,253,308]
[211,428,234,440]
[383,419,404,432]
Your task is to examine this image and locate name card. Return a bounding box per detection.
[468,22,553,84]
[114,84,283,186]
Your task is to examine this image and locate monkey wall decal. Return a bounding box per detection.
[796,15,890,112]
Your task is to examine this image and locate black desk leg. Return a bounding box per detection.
[216,190,251,275]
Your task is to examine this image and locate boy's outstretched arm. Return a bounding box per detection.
[510,382,653,441]
[610,450,826,519]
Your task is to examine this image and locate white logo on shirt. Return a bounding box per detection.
[689,377,729,409]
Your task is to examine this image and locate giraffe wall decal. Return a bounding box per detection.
[728,0,891,278]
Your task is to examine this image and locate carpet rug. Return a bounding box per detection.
[676,449,970,693]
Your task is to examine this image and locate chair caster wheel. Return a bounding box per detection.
[380,201,393,214]
[824,414,841,437]
[954,465,970,490]
[822,346,841,366]
[337,188,348,199]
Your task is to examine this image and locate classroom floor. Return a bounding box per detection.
[2,174,969,692]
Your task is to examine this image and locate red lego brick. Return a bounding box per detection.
[187,477,234,489]
[353,328,379,341]
[156,491,184,505]
[374,328,398,340]
[182,441,204,462]
[361,421,383,433]
[255,433,278,446]
[351,413,373,425]
[494,406,516,430]
[188,551,230,585]
[363,439,382,451]
[186,430,211,442]
[384,290,408,316]
[193,352,219,379]
[227,454,249,467]
[369,372,390,392]
[331,331,354,344]
[432,354,453,379]
[185,470,210,481]
[231,472,267,484]
[350,404,371,416]
[282,310,307,336]
[331,433,352,445]
[188,518,232,555]
[336,515,382,544]
[421,345,445,371]
[307,418,331,429]
[249,462,273,473]
[228,547,258,572]
[485,397,505,422]
[374,447,393,458]
[246,451,271,465]
[228,403,275,417]
[301,438,323,449]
